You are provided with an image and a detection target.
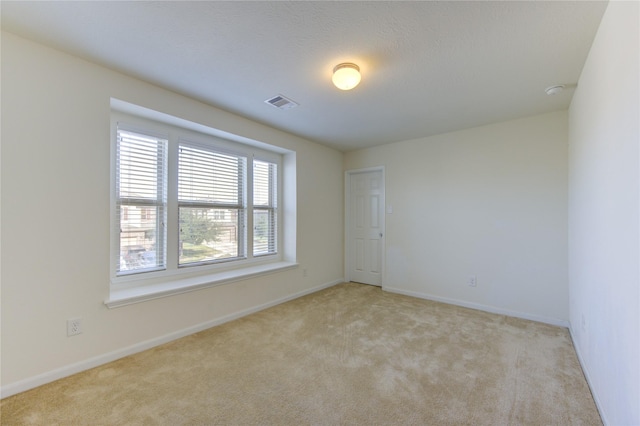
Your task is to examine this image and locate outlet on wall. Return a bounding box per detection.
[67,318,82,336]
[468,275,477,287]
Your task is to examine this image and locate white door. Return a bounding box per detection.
[347,169,384,286]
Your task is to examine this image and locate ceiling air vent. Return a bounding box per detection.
[265,94,299,110]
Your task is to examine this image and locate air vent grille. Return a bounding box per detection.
[265,94,299,110]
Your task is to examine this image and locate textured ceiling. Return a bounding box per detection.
[1,1,608,151]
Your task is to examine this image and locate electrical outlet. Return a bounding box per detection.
[67,318,82,336]
[303,268,308,277]
[468,276,477,287]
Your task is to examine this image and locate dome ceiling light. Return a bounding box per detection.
[332,63,361,91]
[545,85,565,95]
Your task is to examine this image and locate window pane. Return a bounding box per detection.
[179,207,242,265]
[254,209,276,256]
[179,144,245,205]
[253,160,276,207]
[118,205,165,272]
[117,131,166,200]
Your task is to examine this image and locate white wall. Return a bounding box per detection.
[345,111,569,325]
[1,32,344,394]
[568,1,640,424]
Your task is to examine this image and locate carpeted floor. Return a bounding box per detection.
[1,282,601,425]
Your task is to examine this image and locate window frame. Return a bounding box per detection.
[252,159,278,257]
[110,111,284,291]
[177,139,248,267]
[114,125,169,276]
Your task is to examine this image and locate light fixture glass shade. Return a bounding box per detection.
[545,85,565,95]
[332,63,361,90]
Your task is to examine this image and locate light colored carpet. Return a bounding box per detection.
[1,282,601,425]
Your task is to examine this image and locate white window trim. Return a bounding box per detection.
[107,100,297,308]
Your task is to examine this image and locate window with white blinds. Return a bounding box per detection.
[253,160,277,256]
[116,129,167,275]
[112,114,283,285]
[178,143,246,266]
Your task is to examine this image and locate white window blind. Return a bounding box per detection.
[178,143,246,265]
[116,128,167,274]
[253,159,277,256]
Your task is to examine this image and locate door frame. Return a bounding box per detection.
[344,166,386,286]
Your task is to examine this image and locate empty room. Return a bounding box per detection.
[1,1,638,425]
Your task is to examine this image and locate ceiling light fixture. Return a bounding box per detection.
[545,85,565,96]
[332,63,361,91]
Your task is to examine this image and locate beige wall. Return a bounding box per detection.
[1,32,344,392]
[568,1,639,424]
[345,111,568,324]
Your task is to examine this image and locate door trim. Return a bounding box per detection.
[345,166,385,286]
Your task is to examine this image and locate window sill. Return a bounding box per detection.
[105,261,298,309]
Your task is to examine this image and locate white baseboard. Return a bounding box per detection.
[1,278,343,399]
[382,286,570,328]
[569,326,608,426]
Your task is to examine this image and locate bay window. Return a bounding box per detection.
[111,110,286,297]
